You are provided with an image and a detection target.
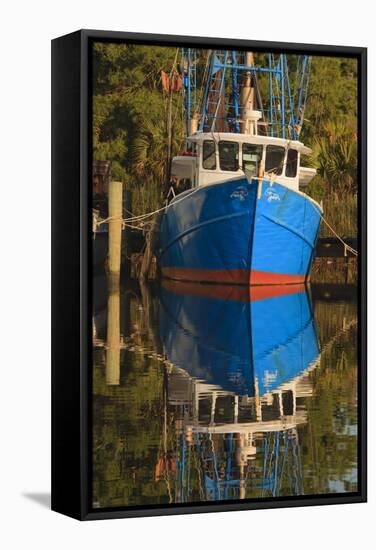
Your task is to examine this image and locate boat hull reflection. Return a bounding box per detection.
[159,281,319,398]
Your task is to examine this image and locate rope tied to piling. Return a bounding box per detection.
[95,186,203,232]
[320,216,358,257]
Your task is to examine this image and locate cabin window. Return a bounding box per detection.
[265,145,285,175]
[202,140,216,170]
[219,141,239,171]
[198,398,212,423]
[286,148,298,177]
[242,143,263,176]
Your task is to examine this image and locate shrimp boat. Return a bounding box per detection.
[157,51,322,285]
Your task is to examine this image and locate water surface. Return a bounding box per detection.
[92,276,358,508]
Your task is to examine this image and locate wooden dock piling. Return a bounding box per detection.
[106,275,121,385]
[140,212,163,281]
[108,180,123,277]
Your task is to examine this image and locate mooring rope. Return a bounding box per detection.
[320,216,358,257]
[95,186,359,259]
[97,186,203,228]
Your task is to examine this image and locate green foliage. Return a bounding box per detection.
[302,57,357,141]
[302,57,358,236]
[92,43,184,214]
[306,120,357,196]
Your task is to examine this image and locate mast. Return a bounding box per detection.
[181,48,198,135]
[239,52,261,135]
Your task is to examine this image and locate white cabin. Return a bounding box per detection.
[171,132,316,193]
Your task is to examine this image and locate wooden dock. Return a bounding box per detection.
[315,237,357,258]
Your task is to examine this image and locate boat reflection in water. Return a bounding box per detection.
[158,281,320,501]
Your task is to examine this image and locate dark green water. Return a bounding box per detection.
[92,276,358,509]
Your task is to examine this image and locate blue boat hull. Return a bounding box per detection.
[157,178,322,285]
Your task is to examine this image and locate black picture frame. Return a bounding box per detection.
[51,29,367,520]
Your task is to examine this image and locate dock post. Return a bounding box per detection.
[140,230,152,281]
[140,212,162,281]
[123,189,132,279]
[108,180,123,277]
[106,275,121,385]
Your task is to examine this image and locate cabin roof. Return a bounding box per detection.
[187,132,312,155]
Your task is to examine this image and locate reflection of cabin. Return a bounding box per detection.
[166,364,314,500]
[167,361,319,438]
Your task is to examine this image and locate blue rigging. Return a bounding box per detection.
[180,49,312,140]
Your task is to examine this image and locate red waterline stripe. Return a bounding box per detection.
[162,279,306,303]
[161,267,306,286]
